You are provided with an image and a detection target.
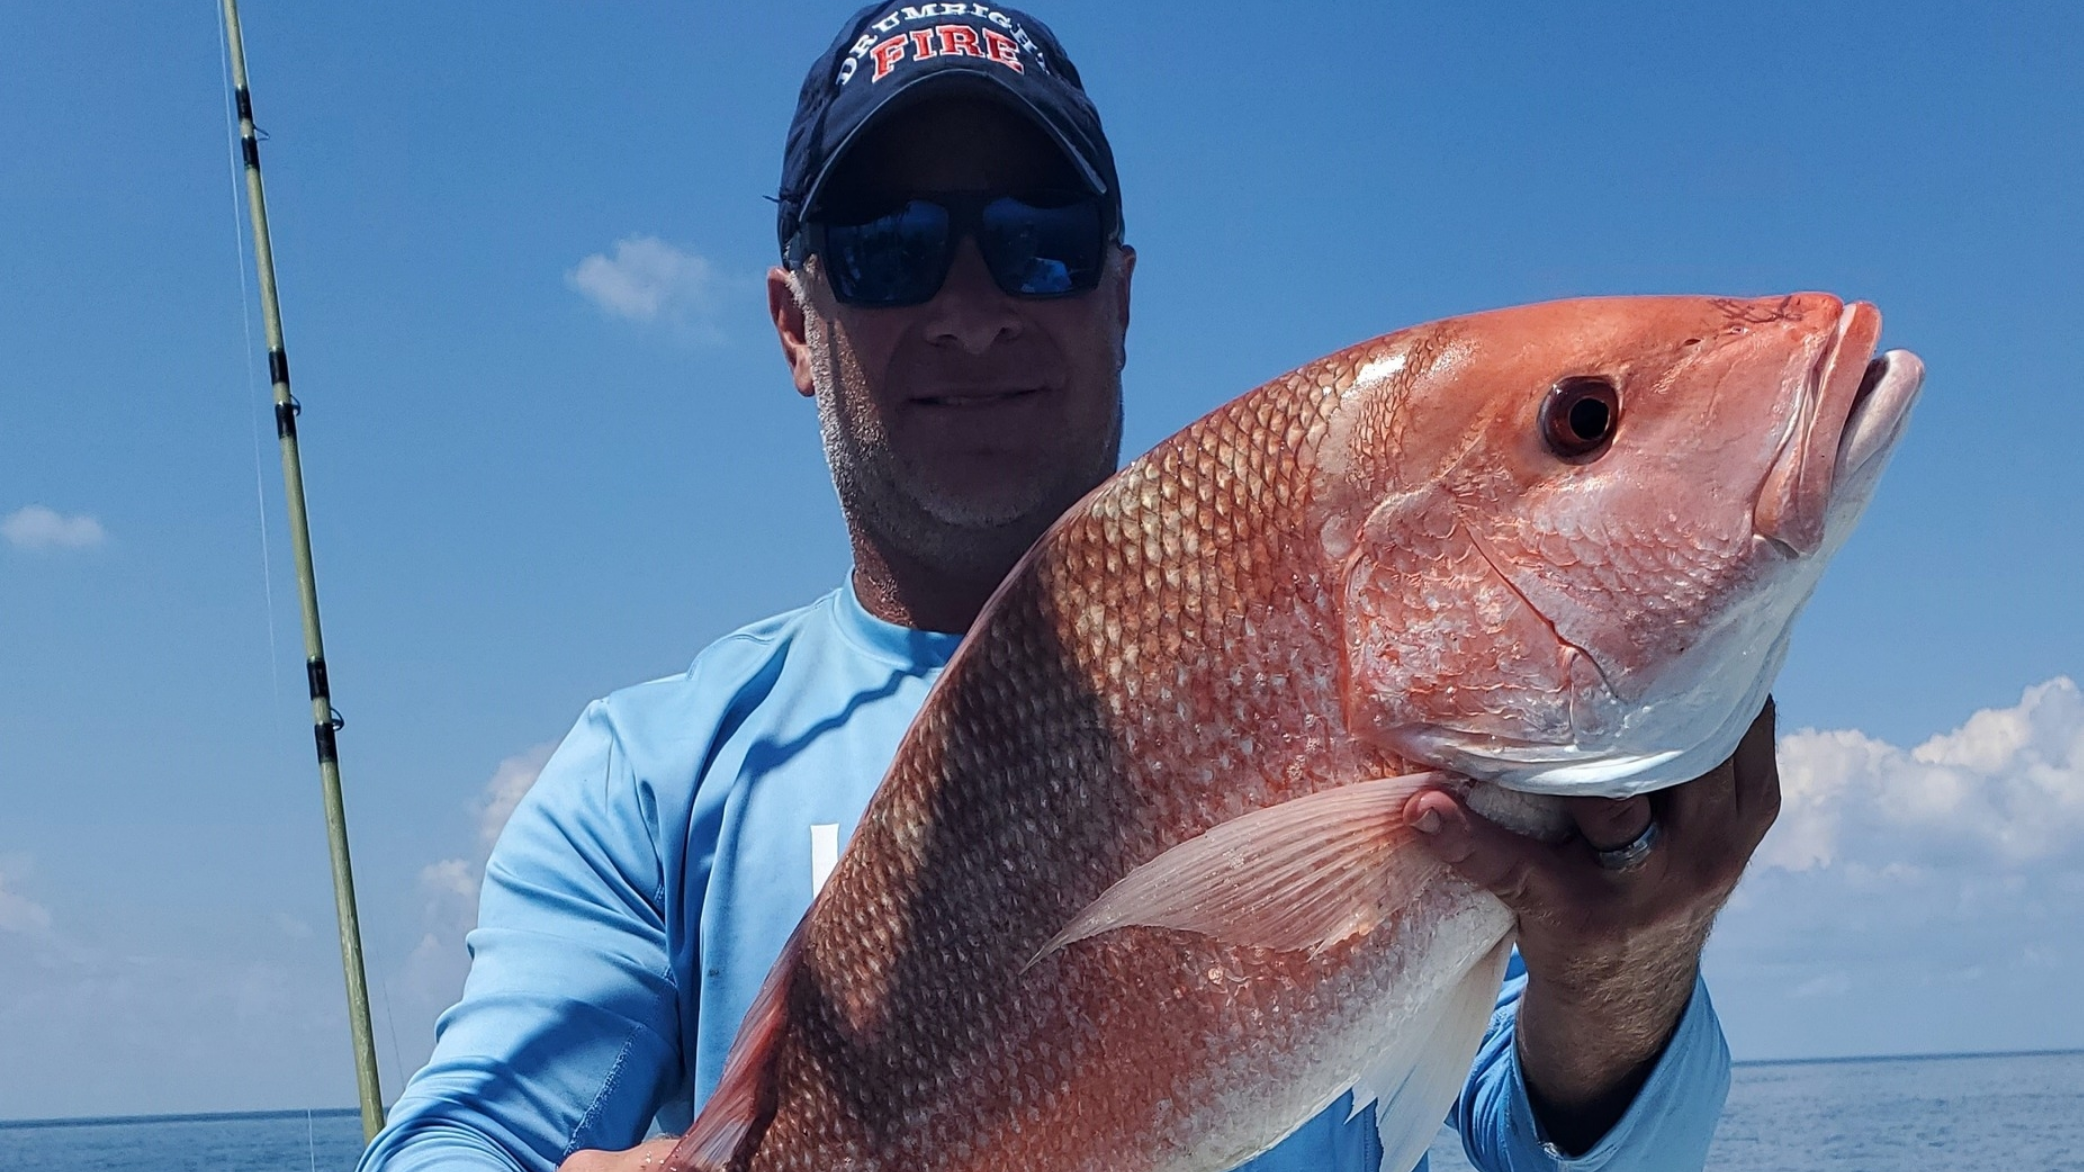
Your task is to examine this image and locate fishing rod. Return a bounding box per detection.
[220,0,385,1140]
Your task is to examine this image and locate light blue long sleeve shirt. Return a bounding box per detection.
[359,584,1730,1172]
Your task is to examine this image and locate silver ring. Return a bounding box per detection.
[1592,819,1660,872]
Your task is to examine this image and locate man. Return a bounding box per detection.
[359,6,1776,1171]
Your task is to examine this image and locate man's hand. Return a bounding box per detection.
[1402,699,1781,1154]
[560,1137,678,1172]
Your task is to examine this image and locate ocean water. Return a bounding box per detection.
[0,1108,367,1172]
[1429,1049,2084,1171]
[3,1051,2079,1171]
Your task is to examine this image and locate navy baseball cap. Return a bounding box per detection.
[777,3,1122,261]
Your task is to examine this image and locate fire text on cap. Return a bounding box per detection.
[837,4,1051,86]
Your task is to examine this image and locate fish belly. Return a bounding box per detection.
[741,871,1508,1172]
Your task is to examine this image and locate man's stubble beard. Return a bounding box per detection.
[805,312,1123,586]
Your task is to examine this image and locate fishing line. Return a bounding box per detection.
[379,970,406,1102]
[216,0,282,701]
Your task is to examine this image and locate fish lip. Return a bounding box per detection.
[1753,300,1883,557]
[1833,349,1924,487]
[1760,533,1802,560]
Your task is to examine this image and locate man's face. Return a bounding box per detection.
[771,98,1134,582]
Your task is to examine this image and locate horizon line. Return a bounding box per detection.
[6,1046,2083,1130]
[0,1106,360,1132]
[1728,1044,2084,1069]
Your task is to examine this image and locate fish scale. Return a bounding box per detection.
[669,294,1923,1172]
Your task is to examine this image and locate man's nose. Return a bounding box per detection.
[922,239,1021,354]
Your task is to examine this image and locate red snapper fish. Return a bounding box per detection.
[667,294,1923,1172]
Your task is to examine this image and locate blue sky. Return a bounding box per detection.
[1,1,2079,1120]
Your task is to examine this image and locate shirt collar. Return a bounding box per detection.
[832,578,964,671]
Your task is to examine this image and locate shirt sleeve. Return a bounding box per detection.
[1449,969,1731,1172]
[358,701,685,1172]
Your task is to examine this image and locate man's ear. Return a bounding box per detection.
[768,265,817,398]
[1113,244,1137,370]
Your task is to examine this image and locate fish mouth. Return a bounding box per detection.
[1753,301,1921,556]
[1834,349,1924,489]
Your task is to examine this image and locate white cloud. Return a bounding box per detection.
[418,739,557,917]
[1707,678,2084,1059]
[0,909,352,1117]
[478,742,557,851]
[419,857,479,907]
[1789,970,1853,999]
[1761,677,2084,872]
[0,858,51,934]
[392,741,561,1057]
[414,741,558,944]
[2,504,106,551]
[567,235,726,340]
[0,848,378,1116]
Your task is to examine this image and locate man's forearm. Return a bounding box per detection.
[1512,919,1709,1153]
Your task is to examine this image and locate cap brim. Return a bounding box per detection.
[800,66,1107,219]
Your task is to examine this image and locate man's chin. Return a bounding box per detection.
[899,467,1069,529]
[884,480,1078,573]
[913,494,1046,532]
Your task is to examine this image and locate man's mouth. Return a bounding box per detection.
[913,387,1048,407]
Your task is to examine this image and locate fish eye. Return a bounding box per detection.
[1541,376,1620,460]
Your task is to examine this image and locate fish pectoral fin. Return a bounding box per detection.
[1355,933,1513,1172]
[1029,772,1452,965]
[664,921,803,1172]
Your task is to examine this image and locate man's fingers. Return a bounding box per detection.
[1732,696,1782,831]
[1662,698,1779,864]
[1405,789,1559,912]
[1560,794,1652,853]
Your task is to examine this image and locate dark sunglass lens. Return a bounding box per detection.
[979,196,1104,297]
[822,201,952,306]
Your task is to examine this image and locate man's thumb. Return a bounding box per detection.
[1405,788,1552,912]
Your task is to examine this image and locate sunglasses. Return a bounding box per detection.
[790,190,1113,308]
